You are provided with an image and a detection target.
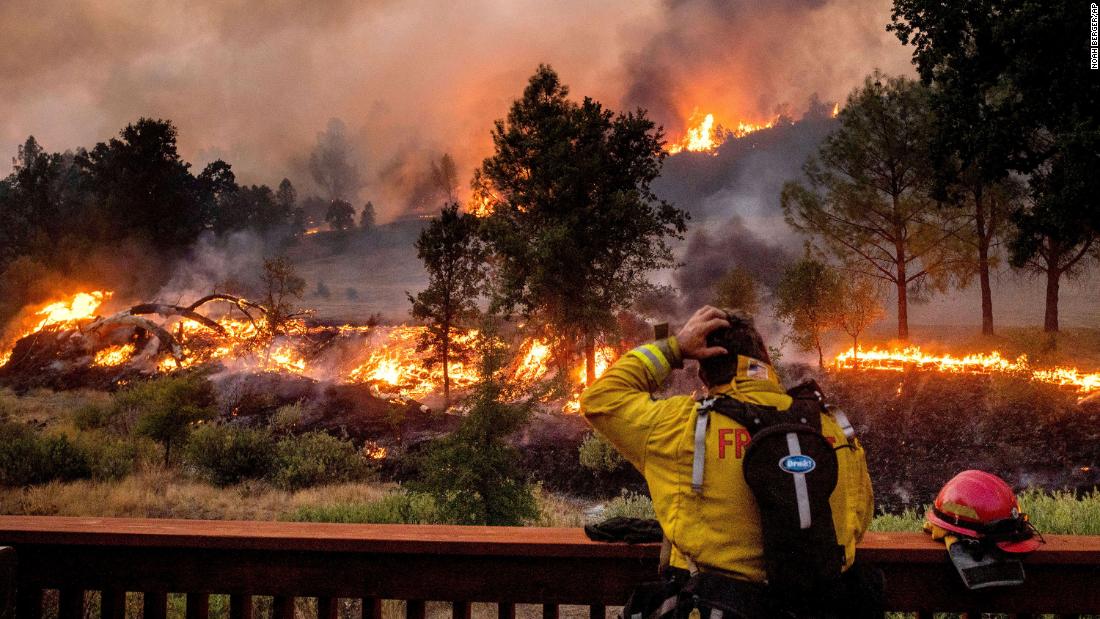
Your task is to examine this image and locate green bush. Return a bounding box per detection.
[0,423,91,486]
[76,432,137,481]
[115,374,216,465]
[284,492,439,524]
[578,432,625,473]
[271,431,367,490]
[413,343,539,525]
[270,402,303,434]
[601,491,657,520]
[867,489,1100,536]
[73,403,113,431]
[185,424,277,486]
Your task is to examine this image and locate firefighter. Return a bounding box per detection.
[580,306,877,618]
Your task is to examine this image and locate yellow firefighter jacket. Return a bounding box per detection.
[580,337,874,584]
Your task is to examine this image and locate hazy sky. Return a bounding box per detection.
[0,0,913,219]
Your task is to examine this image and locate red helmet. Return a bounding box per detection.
[926,470,1042,553]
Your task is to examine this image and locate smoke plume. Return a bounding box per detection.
[0,0,911,222]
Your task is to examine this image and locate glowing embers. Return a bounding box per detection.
[93,344,136,367]
[834,346,1100,397]
[347,326,481,399]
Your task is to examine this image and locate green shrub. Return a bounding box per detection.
[185,424,277,486]
[115,374,216,465]
[601,491,656,520]
[270,402,303,434]
[578,432,625,473]
[0,423,90,486]
[271,431,367,490]
[412,337,539,526]
[867,489,1100,536]
[76,432,137,481]
[284,492,439,524]
[73,403,112,431]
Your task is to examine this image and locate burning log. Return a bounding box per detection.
[127,303,227,336]
[87,313,184,366]
[186,294,272,327]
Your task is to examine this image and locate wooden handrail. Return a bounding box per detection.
[0,516,1098,617]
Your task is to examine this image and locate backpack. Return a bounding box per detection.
[692,380,851,599]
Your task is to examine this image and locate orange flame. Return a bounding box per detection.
[834,346,1099,397]
[31,291,110,333]
[93,343,135,367]
[667,111,780,155]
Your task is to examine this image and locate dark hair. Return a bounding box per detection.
[698,310,771,387]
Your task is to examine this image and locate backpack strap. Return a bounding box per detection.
[692,396,779,493]
[691,398,714,493]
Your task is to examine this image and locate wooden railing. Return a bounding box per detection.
[0,516,1099,618]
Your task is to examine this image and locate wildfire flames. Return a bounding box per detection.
[0,290,617,412]
[835,346,1100,397]
[667,111,781,155]
[93,344,136,367]
[30,291,111,334]
[347,326,482,398]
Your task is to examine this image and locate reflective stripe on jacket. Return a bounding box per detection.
[580,337,874,584]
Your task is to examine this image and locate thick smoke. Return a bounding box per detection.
[154,231,270,305]
[674,216,795,310]
[622,0,912,133]
[0,0,910,223]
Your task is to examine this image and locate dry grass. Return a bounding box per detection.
[0,387,110,427]
[0,468,395,521]
[0,468,592,527]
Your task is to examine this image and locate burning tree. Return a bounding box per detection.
[473,65,686,383]
[259,256,306,341]
[408,203,485,408]
[781,74,968,341]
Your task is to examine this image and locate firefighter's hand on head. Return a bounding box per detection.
[675,306,730,360]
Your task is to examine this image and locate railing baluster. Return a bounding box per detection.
[143,591,168,619]
[101,589,126,619]
[453,601,472,619]
[273,595,295,619]
[16,587,42,619]
[361,597,382,619]
[589,604,605,619]
[407,599,426,619]
[498,602,516,619]
[186,593,210,619]
[57,588,83,619]
[318,597,339,619]
[543,603,559,619]
[230,594,253,619]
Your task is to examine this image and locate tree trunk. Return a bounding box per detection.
[895,279,909,342]
[1044,266,1060,333]
[584,337,596,386]
[978,252,994,336]
[442,326,451,410]
[975,190,995,336]
[896,239,909,341]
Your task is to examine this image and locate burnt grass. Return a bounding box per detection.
[824,370,1100,513]
[488,370,1100,510]
[214,369,1100,509]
